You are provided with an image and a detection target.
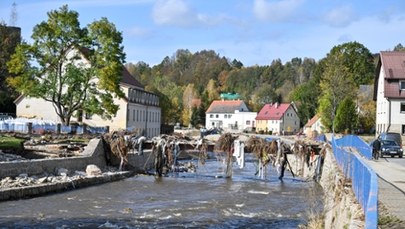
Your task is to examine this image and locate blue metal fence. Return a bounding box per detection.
[332,135,378,229]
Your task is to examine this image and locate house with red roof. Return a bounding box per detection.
[255,102,300,135]
[303,114,324,137]
[205,100,256,132]
[374,51,405,138]
[15,57,161,137]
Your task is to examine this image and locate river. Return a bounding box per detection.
[0,154,323,228]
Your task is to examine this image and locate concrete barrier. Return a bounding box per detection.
[0,139,106,179]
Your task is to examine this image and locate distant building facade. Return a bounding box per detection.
[374,51,405,138]
[205,100,256,132]
[303,114,324,136]
[255,102,300,135]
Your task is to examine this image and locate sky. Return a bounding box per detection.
[1,0,405,67]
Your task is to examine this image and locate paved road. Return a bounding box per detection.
[363,156,405,222]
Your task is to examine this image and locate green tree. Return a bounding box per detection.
[0,23,21,113]
[334,97,357,133]
[290,78,320,125]
[7,5,125,125]
[251,83,277,111]
[393,43,405,51]
[327,41,375,86]
[190,106,201,128]
[318,43,360,133]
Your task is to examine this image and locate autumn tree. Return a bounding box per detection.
[182,84,198,126]
[7,5,125,125]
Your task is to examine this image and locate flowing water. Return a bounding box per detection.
[0,154,323,228]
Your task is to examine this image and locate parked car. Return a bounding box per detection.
[378,132,403,148]
[380,139,403,158]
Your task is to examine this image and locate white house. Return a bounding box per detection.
[374,51,405,139]
[205,100,256,132]
[15,67,161,138]
[303,114,324,137]
[255,102,300,135]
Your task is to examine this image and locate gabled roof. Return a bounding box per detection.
[374,51,405,100]
[206,100,247,113]
[380,51,405,80]
[256,103,291,120]
[121,67,144,89]
[304,115,319,127]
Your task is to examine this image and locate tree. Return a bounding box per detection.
[326,41,375,86]
[358,100,376,134]
[7,5,125,125]
[334,97,357,133]
[190,106,201,127]
[290,78,320,125]
[0,23,21,113]
[393,43,405,51]
[181,84,197,126]
[251,83,277,111]
[318,43,361,133]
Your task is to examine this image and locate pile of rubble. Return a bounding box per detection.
[0,164,116,190]
[0,150,27,162]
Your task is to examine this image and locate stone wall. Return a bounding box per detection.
[0,139,106,179]
[287,147,364,228]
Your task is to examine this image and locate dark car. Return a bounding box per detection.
[378,132,403,148]
[380,140,403,158]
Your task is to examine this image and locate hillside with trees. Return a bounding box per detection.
[126,41,387,134]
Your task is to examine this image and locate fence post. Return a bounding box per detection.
[70,122,78,134]
[56,123,61,134]
[83,123,87,134]
[27,122,33,134]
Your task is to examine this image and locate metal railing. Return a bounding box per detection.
[332,135,378,229]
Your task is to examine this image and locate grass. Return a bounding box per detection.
[0,135,25,151]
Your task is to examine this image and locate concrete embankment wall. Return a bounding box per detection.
[286,147,364,228]
[0,139,107,179]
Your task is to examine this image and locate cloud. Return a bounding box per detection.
[324,5,357,27]
[152,0,238,28]
[152,0,199,27]
[253,0,304,22]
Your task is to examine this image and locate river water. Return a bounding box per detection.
[0,154,323,228]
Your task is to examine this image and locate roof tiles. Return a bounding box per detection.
[255,103,290,120]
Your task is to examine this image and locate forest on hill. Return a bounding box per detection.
[126,42,405,133]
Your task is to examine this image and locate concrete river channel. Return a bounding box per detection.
[0,154,323,228]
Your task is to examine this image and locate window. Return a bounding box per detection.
[228,115,232,118]
[402,125,405,135]
[133,110,135,121]
[400,81,405,90]
[401,103,405,113]
[224,114,227,118]
[246,120,251,125]
[210,114,213,118]
[216,114,219,118]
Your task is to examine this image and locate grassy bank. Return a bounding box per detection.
[0,135,25,151]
